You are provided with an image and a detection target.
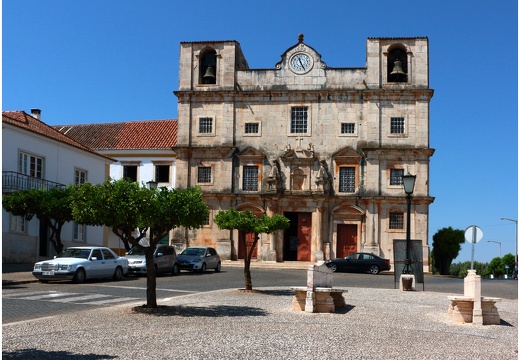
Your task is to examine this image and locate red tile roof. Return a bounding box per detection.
[53,120,177,150]
[2,111,114,161]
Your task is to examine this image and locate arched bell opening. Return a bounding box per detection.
[387,47,408,83]
[199,49,217,85]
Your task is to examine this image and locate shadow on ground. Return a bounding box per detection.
[3,349,116,359]
[130,304,269,317]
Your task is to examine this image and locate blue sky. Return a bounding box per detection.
[3,1,518,264]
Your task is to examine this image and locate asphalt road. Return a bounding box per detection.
[3,267,517,325]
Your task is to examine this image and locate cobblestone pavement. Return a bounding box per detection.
[2,284,518,359]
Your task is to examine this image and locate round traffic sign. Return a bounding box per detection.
[465,225,483,244]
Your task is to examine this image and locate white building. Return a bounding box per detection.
[53,119,178,252]
[2,109,114,263]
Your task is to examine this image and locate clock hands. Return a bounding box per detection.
[298,57,305,70]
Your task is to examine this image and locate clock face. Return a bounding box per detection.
[290,53,312,73]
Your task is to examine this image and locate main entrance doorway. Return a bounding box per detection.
[283,212,312,261]
[237,231,257,259]
[336,224,357,258]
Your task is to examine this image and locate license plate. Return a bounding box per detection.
[42,271,54,276]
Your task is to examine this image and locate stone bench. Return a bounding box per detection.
[447,296,501,325]
[291,286,347,313]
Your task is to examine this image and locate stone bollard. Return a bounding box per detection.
[464,269,483,325]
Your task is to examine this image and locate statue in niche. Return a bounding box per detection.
[267,160,280,191]
[315,160,330,192]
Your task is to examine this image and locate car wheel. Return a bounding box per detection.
[73,268,86,284]
[329,263,337,272]
[171,263,180,275]
[369,265,380,275]
[113,266,123,281]
[200,263,206,273]
[215,262,221,273]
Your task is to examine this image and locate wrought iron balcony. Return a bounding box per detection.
[2,171,66,193]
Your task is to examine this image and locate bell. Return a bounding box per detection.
[390,59,406,76]
[203,66,216,82]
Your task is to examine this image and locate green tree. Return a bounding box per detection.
[214,208,290,291]
[488,257,504,277]
[432,227,465,275]
[72,179,209,307]
[2,186,74,254]
[501,253,515,277]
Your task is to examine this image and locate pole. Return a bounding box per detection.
[403,193,412,274]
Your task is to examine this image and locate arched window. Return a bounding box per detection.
[199,49,217,85]
[387,46,408,83]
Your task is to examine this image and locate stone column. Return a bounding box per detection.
[312,207,324,261]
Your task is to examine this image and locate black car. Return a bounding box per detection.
[325,252,391,275]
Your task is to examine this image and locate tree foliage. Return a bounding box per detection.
[431,227,465,275]
[214,208,290,291]
[71,179,209,307]
[2,187,74,254]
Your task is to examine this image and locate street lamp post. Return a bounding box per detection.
[402,173,416,275]
[486,240,501,258]
[500,217,518,277]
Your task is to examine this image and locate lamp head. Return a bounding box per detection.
[402,173,416,195]
[147,180,158,190]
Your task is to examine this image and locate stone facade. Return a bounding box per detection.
[172,35,434,271]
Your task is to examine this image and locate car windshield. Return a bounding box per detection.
[127,247,147,256]
[181,248,205,256]
[58,248,91,259]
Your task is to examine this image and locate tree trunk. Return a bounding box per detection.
[145,249,158,307]
[243,233,259,291]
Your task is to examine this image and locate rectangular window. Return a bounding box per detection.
[75,169,87,185]
[19,152,44,178]
[199,117,213,134]
[389,212,404,229]
[123,165,138,182]
[390,169,404,186]
[291,107,308,134]
[243,166,259,191]
[339,167,356,193]
[390,117,405,134]
[341,123,355,134]
[73,222,86,242]
[197,167,212,183]
[155,165,170,183]
[245,123,259,134]
[10,215,26,234]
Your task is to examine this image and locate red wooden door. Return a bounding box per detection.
[297,213,312,261]
[238,232,257,259]
[337,224,357,258]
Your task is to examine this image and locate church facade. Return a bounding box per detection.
[172,35,434,271]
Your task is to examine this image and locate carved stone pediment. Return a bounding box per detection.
[236,146,266,161]
[281,148,316,164]
[332,147,362,165]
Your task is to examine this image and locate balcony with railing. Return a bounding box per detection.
[2,171,66,193]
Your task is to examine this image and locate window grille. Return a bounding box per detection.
[389,212,404,229]
[197,167,212,183]
[245,123,259,134]
[73,222,86,241]
[199,117,213,134]
[341,123,355,134]
[123,165,138,182]
[339,167,356,193]
[390,169,404,186]
[155,165,170,183]
[390,117,405,134]
[291,107,308,133]
[243,166,258,191]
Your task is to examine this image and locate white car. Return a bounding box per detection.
[32,246,129,283]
